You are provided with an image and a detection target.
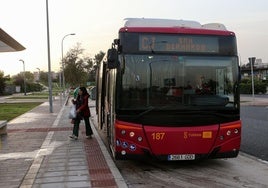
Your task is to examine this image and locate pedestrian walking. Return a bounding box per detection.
[69,87,93,140]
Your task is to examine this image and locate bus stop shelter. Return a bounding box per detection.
[0,28,25,94]
[0,28,25,52]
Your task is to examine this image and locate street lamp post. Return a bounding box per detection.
[19,59,26,95]
[36,68,41,92]
[36,68,40,83]
[61,33,75,97]
[249,57,256,101]
[46,0,53,113]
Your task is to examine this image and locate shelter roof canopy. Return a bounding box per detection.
[0,28,25,52]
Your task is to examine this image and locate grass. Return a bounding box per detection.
[10,96,49,99]
[0,102,42,121]
[10,96,48,99]
[0,90,60,121]
[8,91,58,99]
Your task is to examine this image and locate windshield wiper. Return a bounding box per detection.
[134,106,155,120]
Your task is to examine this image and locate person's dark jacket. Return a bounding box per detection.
[73,94,91,118]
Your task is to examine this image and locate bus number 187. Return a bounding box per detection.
[152,132,165,140]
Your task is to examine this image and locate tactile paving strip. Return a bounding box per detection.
[82,129,117,187]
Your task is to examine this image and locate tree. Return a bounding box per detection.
[94,51,105,66]
[0,71,6,95]
[62,43,105,87]
[25,71,34,82]
[64,43,88,87]
[84,57,94,72]
[39,71,48,85]
[89,51,105,82]
[12,73,24,88]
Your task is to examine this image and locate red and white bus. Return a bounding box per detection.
[96,18,241,161]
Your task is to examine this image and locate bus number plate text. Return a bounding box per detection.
[168,154,195,161]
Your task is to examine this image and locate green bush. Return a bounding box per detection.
[27,82,44,92]
[240,83,251,94]
[255,81,267,94]
[240,79,267,94]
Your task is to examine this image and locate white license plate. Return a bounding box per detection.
[168,154,195,161]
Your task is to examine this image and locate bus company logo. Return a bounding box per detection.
[184,131,203,139]
[202,131,212,138]
[189,133,202,137]
[184,131,212,139]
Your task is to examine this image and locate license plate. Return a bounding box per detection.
[168,154,195,161]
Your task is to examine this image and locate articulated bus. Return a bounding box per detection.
[96,18,241,161]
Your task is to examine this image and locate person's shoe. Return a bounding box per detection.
[69,134,78,140]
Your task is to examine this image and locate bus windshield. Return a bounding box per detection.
[118,54,239,110]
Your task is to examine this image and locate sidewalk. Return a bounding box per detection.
[0,96,127,188]
[240,94,268,106]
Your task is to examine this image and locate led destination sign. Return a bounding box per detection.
[139,35,219,53]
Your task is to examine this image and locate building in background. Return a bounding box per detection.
[241,58,268,81]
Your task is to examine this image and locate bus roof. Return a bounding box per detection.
[123,18,227,30]
[123,18,201,28]
[121,18,234,36]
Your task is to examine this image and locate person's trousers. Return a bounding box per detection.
[84,116,93,136]
[73,118,80,137]
[72,117,93,137]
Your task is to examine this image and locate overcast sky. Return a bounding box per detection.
[1,0,268,76]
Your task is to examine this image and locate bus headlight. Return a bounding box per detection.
[129,131,135,137]
[137,136,143,142]
[121,130,126,135]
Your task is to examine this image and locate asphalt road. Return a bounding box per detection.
[240,105,268,161]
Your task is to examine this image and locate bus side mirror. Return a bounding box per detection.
[107,48,119,69]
